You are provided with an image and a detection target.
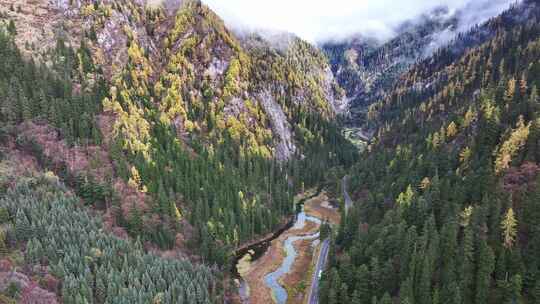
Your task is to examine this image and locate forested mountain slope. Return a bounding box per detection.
[323,1,533,127]
[0,2,356,300]
[0,154,221,303]
[322,7,457,115]
[322,0,540,303]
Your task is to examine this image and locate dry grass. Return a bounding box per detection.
[240,192,339,304]
[304,192,340,225]
[241,212,320,304]
[281,239,315,304]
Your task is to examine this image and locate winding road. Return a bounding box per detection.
[307,176,352,304]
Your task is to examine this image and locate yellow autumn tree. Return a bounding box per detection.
[460,206,474,227]
[494,116,531,174]
[460,147,472,167]
[504,78,517,104]
[396,185,415,208]
[223,58,241,98]
[463,107,476,128]
[501,208,518,249]
[446,121,458,138]
[128,166,147,193]
[104,89,152,160]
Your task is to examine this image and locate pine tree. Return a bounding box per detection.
[7,20,16,36]
[351,290,362,304]
[1,86,17,123]
[418,256,432,304]
[380,293,392,304]
[355,264,371,303]
[96,276,106,303]
[400,277,414,304]
[340,283,350,303]
[460,225,475,304]
[15,209,31,242]
[0,231,8,257]
[509,274,522,303]
[432,287,440,304]
[533,279,540,304]
[440,218,458,301]
[0,207,9,224]
[475,240,495,304]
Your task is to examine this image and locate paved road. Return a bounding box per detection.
[307,176,353,303]
[307,238,330,304]
[342,175,352,212]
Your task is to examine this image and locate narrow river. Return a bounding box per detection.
[264,209,321,303]
[233,189,332,304]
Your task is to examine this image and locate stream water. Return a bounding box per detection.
[233,190,323,304]
[263,210,321,304]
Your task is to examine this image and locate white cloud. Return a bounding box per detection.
[202,0,516,43]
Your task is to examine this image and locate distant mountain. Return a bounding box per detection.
[322,7,457,118]
[322,1,524,127]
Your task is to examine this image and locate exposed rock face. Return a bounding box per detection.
[4,0,345,161]
[96,10,131,77]
[53,0,82,16]
[258,90,296,161]
[321,7,464,120]
[322,66,347,114]
[205,57,228,81]
[323,2,525,124]
[0,0,73,61]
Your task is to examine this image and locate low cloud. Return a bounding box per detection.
[422,0,519,55]
[202,0,517,43]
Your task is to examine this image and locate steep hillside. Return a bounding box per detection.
[0,152,222,303]
[0,0,356,272]
[323,7,457,115]
[322,2,528,129]
[322,1,540,303]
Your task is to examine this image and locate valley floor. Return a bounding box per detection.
[238,192,340,304]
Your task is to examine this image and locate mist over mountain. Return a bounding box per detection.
[321,0,526,126]
[203,0,517,43]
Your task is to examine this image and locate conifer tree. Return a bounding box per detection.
[0,231,8,257]
[460,224,475,304]
[0,207,9,224]
[380,293,392,304]
[15,209,31,242]
[355,264,371,303]
[475,240,495,304]
[351,290,362,304]
[7,20,16,36]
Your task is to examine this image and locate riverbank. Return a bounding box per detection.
[237,191,339,304]
[240,215,319,303]
[303,192,340,225]
[281,238,315,303]
[233,187,321,262]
